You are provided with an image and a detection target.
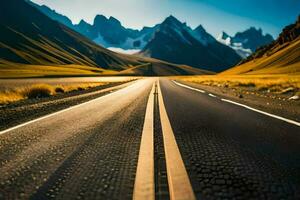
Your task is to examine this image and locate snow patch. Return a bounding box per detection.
[108,47,140,54]
[217,32,252,58]
[217,33,231,46]
[93,31,148,50]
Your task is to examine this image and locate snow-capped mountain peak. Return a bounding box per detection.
[30,1,271,60]
[158,17,217,46]
[217,31,232,46]
[217,31,230,41]
[158,16,193,45]
[217,28,274,58]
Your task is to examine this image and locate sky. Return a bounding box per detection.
[31,0,300,38]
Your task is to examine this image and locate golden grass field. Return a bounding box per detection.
[0,82,110,104]
[177,74,300,96]
[0,63,118,78]
[181,37,300,97]
[222,38,300,75]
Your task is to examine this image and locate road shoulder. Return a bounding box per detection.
[175,80,300,122]
[0,81,134,131]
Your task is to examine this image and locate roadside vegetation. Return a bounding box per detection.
[178,74,300,98]
[0,82,110,104]
[0,63,118,78]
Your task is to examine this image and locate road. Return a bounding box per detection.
[0,78,299,199]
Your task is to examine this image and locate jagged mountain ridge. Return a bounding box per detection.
[217,28,274,58]
[140,16,242,72]
[0,0,146,70]
[222,16,300,75]
[1,0,211,77]
[29,1,227,54]
[240,16,300,65]
[29,1,280,72]
[30,2,271,54]
[30,1,232,52]
[28,1,151,50]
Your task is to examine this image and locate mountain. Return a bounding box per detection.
[76,16,159,51]
[0,0,146,71]
[217,28,274,58]
[27,1,74,29]
[0,0,210,77]
[117,58,214,76]
[27,2,242,72]
[85,15,139,48]
[140,16,242,72]
[192,25,216,46]
[28,1,157,51]
[222,16,300,75]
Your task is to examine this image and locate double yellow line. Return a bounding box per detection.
[133,80,195,200]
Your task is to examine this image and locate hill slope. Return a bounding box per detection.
[117,58,214,76]
[140,16,242,72]
[29,1,156,51]
[0,0,210,77]
[222,16,300,75]
[0,0,142,71]
[27,1,74,29]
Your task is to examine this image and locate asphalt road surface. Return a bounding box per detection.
[0,78,299,200]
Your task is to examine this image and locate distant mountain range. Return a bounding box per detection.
[28,1,157,51]
[140,16,242,71]
[1,0,210,76]
[28,1,276,71]
[217,28,274,58]
[27,3,245,71]
[0,0,145,71]
[29,2,274,56]
[1,0,281,75]
[222,16,300,75]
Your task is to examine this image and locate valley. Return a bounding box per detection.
[0,0,299,199]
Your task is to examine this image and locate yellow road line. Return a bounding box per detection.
[133,82,155,200]
[158,81,196,200]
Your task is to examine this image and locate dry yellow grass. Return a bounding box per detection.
[0,62,118,78]
[0,91,24,104]
[0,82,109,104]
[177,74,300,94]
[221,38,300,75]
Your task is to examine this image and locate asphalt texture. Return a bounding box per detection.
[160,79,300,199]
[0,81,132,131]
[154,85,170,200]
[0,79,152,199]
[1,78,300,200]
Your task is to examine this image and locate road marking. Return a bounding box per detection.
[221,98,300,127]
[208,93,217,98]
[0,81,138,135]
[158,81,196,200]
[133,83,155,200]
[173,80,219,98]
[173,80,300,127]
[173,80,205,93]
